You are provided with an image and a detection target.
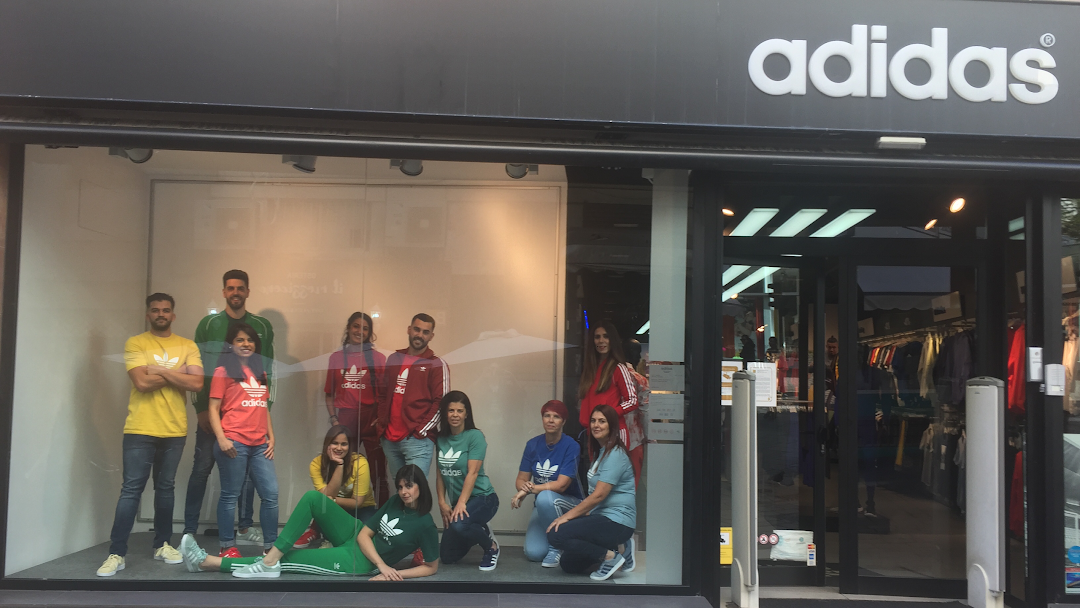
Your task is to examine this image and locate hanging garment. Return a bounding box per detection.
[918,334,941,400]
[1064,334,1078,412]
[1007,324,1026,414]
[949,332,974,406]
[895,418,908,468]
[920,424,935,487]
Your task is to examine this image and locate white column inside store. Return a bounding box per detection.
[645,169,688,584]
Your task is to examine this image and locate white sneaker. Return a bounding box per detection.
[154,542,183,565]
[235,527,264,546]
[179,534,208,573]
[96,554,125,577]
[231,556,282,579]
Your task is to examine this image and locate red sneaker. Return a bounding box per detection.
[411,548,424,567]
[293,526,318,549]
[219,547,242,559]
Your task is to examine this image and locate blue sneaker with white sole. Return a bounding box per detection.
[621,536,636,572]
[590,553,626,581]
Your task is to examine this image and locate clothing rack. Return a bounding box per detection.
[859,318,975,346]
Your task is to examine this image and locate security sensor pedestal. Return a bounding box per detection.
[965,377,1005,608]
[731,371,759,608]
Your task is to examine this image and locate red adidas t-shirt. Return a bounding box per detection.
[385,355,419,442]
[324,349,377,410]
[210,366,269,446]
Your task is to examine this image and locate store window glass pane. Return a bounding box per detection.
[1062,198,1080,594]
[6,148,687,585]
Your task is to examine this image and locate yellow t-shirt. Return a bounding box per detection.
[309,453,377,509]
[123,332,202,437]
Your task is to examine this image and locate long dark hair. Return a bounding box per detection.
[587,404,626,464]
[221,322,266,384]
[394,464,433,515]
[339,312,378,405]
[319,425,355,491]
[578,321,627,400]
[438,390,477,437]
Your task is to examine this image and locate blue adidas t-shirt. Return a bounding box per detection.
[518,433,583,499]
[587,446,636,529]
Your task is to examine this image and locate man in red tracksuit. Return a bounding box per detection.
[378,313,450,479]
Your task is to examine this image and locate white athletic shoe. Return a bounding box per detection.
[235,527,264,546]
[231,556,282,579]
[179,534,208,573]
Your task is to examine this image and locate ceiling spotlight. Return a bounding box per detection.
[282,155,316,173]
[506,163,538,179]
[391,159,423,176]
[109,148,153,164]
[924,219,938,230]
[876,136,926,150]
[950,198,966,213]
[730,293,739,300]
[722,208,735,217]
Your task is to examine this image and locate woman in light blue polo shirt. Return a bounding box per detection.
[545,404,635,581]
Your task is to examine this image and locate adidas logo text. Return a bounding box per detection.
[340,382,367,390]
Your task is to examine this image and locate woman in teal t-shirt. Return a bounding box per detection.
[546,404,636,581]
[435,390,501,571]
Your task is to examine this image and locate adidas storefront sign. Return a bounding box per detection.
[748,25,1058,104]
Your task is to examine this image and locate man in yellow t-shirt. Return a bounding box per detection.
[97,294,204,578]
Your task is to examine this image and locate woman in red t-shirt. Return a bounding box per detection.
[209,323,279,557]
[577,321,641,481]
[324,312,388,506]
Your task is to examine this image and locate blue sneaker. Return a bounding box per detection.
[541,547,562,568]
[479,539,500,572]
[590,553,626,581]
[621,536,636,572]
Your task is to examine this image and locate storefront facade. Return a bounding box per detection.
[0,0,1078,606]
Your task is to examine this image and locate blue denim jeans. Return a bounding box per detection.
[439,493,499,564]
[548,514,634,574]
[108,434,186,556]
[524,490,582,562]
[381,435,434,478]
[184,425,256,534]
[213,441,278,550]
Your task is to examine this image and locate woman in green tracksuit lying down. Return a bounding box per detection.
[178,464,439,579]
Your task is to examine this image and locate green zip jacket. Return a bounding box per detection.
[192,310,275,412]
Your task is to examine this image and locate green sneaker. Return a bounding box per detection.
[179,534,208,573]
[231,556,281,579]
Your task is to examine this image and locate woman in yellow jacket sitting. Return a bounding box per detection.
[293,425,378,548]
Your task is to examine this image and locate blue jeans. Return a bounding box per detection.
[524,490,582,562]
[439,493,499,564]
[213,441,278,550]
[184,425,256,534]
[108,434,186,556]
[381,436,434,478]
[548,514,634,574]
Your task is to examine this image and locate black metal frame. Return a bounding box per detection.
[0,145,714,602]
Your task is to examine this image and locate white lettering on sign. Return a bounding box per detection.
[748,25,1058,104]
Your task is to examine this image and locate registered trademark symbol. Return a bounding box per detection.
[1041,33,1056,48]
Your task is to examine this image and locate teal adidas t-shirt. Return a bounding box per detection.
[436,429,494,505]
[587,446,636,528]
[364,495,440,566]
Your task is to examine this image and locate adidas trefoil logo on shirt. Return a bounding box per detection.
[239,376,268,407]
[393,368,409,395]
[535,459,559,482]
[438,448,463,473]
[153,352,179,369]
[379,514,403,542]
[341,365,367,390]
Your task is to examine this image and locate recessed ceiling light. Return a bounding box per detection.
[770,209,827,237]
[636,320,650,334]
[1009,217,1024,232]
[723,265,750,284]
[780,253,803,257]
[722,208,735,217]
[950,198,966,213]
[730,293,739,300]
[729,208,779,237]
[810,209,876,238]
[723,267,780,300]
[876,136,926,150]
[924,219,938,230]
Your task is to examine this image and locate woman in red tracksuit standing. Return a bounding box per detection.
[577,321,642,483]
[324,312,389,506]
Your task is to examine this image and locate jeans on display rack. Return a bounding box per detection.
[108,434,187,556]
[213,441,279,550]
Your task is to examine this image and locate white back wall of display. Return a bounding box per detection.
[8,146,151,574]
[143,156,569,537]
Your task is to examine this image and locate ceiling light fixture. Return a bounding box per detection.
[1009,217,1024,233]
[876,136,926,150]
[722,265,750,284]
[282,155,316,173]
[636,320,650,335]
[810,209,876,238]
[723,266,780,300]
[722,208,735,217]
[924,219,938,230]
[781,253,803,257]
[730,293,739,300]
[757,325,767,333]
[109,148,154,164]
[729,208,779,237]
[391,159,424,176]
[506,163,538,179]
[770,208,827,237]
[950,198,966,213]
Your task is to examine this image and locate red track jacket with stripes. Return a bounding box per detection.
[378,347,450,441]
